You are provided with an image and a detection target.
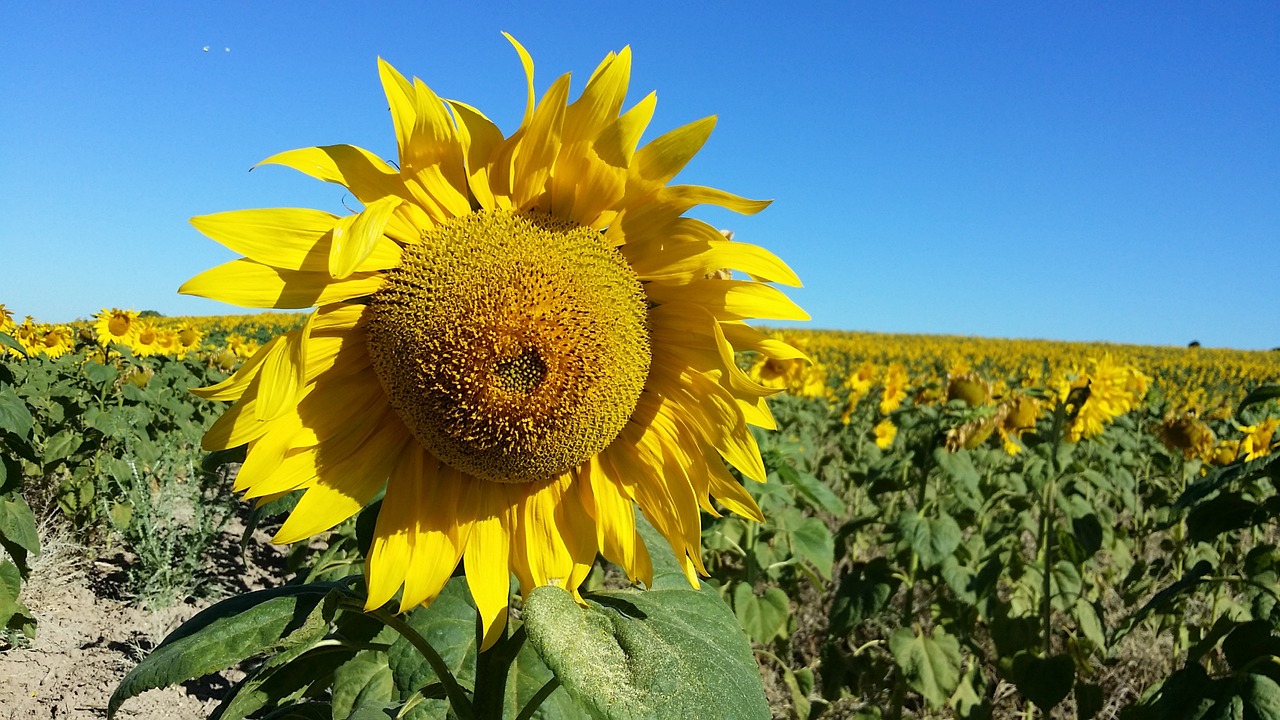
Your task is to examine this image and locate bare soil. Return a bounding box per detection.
[0,517,288,720]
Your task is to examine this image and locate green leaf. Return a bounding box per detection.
[42,429,82,465]
[0,559,35,638]
[1006,652,1074,712]
[83,361,118,388]
[0,387,34,438]
[109,583,343,718]
[1073,598,1106,652]
[385,577,477,718]
[789,517,834,578]
[332,650,395,719]
[888,625,962,709]
[1238,384,1280,416]
[775,464,845,515]
[829,558,898,634]
[0,495,39,575]
[212,644,357,720]
[0,332,25,358]
[898,510,962,569]
[524,516,769,719]
[733,582,790,644]
[1188,493,1260,544]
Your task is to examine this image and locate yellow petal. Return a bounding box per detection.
[272,419,408,544]
[329,196,402,279]
[463,479,519,651]
[255,314,312,422]
[648,302,775,398]
[522,475,597,597]
[190,208,402,274]
[563,47,630,148]
[595,91,657,170]
[656,185,772,216]
[447,100,504,211]
[622,220,801,287]
[179,259,383,309]
[645,279,809,322]
[719,322,810,360]
[579,454,642,583]
[257,144,410,205]
[399,458,470,612]
[503,33,536,128]
[511,73,571,209]
[629,116,716,193]
[191,335,282,401]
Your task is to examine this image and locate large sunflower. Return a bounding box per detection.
[180,36,806,649]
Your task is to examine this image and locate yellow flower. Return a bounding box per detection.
[176,323,204,356]
[997,394,1042,455]
[94,308,140,348]
[131,322,161,357]
[225,333,260,360]
[1156,413,1216,461]
[1212,440,1240,465]
[0,304,15,335]
[180,39,805,649]
[1240,418,1278,462]
[154,329,181,356]
[873,418,897,449]
[879,362,909,415]
[1057,355,1150,442]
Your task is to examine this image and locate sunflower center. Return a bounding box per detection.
[108,315,129,337]
[365,209,651,484]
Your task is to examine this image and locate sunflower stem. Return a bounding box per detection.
[472,612,526,719]
[348,601,475,720]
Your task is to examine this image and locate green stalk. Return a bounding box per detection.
[348,601,474,720]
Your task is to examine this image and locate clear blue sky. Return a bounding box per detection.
[3,2,1277,349]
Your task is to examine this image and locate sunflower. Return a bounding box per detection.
[180,37,805,649]
[176,323,204,356]
[38,325,76,359]
[872,418,897,450]
[94,308,140,348]
[131,322,161,357]
[0,304,15,335]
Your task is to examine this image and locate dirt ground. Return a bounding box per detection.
[0,518,288,720]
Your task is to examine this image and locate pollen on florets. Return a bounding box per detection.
[365,209,651,484]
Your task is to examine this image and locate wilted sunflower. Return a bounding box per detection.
[94,308,141,348]
[180,37,806,648]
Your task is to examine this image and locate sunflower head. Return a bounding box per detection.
[181,37,805,648]
[94,308,140,348]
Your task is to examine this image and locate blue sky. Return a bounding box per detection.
[2,2,1277,349]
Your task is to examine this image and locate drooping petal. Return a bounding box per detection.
[521,474,598,600]
[462,477,520,650]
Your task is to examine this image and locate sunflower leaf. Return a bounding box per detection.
[523,515,769,719]
[108,583,347,719]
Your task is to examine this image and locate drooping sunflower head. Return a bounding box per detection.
[180,37,806,648]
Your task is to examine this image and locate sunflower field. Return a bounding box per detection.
[4,38,1280,720]
[3,299,1279,719]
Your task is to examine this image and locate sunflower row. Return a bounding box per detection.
[0,304,303,366]
[749,331,1280,465]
